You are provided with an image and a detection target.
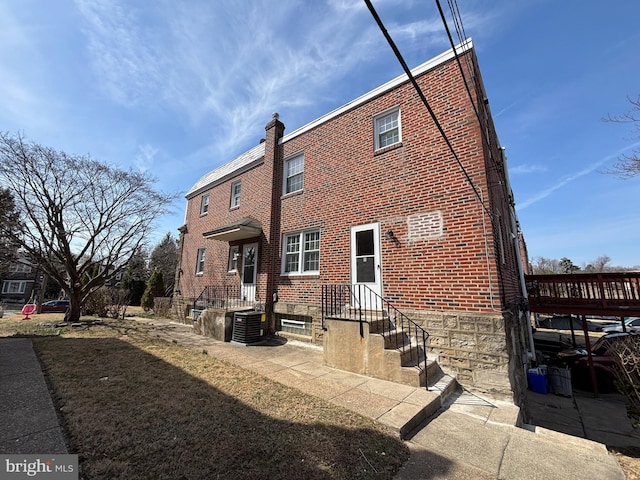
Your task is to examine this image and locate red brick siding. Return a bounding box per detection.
[179,50,524,315]
[274,53,505,313]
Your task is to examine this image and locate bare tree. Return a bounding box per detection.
[603,95,640,178]
[531,256,561,274]
[0,187,19,279]
[583,255,611,273]
[0,132,176,322]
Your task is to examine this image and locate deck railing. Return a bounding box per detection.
[525,273,640,316]
[322,284,429,389]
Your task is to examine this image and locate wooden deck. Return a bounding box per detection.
[526,272,640,317]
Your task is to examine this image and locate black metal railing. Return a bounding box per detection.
[322,284,430,389]
[193,285,252,316]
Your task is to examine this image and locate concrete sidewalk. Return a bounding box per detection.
[0,337,68,454]
[1,318,635,479]
[138,318,630,479]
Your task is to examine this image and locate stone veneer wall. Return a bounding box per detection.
[409,308,527,402]
[171,296,195,325]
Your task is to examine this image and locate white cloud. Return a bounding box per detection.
[510,164,547,175]
[516,142,640,210]
[74,0,166,106]
[134,144,158,172]
[517,161,604,211]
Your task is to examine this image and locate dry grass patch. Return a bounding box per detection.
[609,447,640,480]
[30,319,408,479]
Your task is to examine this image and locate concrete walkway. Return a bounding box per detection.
[0,337,68,454]
[1,318,636,479]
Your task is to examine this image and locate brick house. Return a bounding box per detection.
[1,256,41,305]
[173,41,532,402]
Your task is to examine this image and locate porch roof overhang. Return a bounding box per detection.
[202,218,262,242]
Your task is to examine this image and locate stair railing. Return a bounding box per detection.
[193,285,252,315]
[322,284,429,389]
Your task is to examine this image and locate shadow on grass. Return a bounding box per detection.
[31,336,452,479]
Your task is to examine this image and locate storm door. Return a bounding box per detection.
[241,243,258,302]
[350,223,382,309]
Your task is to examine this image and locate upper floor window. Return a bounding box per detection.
[282,230,320,275]
[200,194,210,215]
[228,246,239,272]
[9,263,32,274]
[374,108,401,150]
[195,248,206,274]
[230,180,241,208]
[284,153,304,194]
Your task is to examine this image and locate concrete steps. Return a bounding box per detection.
[367,321,458,437]
[323,307,458,438]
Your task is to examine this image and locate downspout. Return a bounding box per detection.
[502,147,536,362]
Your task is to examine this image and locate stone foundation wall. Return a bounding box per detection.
[408,308,526,401]
[273,302,323,344]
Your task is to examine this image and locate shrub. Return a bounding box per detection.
[607,335,640,427]
[141,270,165,312]
[153,297,172,319]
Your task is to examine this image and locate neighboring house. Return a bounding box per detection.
[1,256,41,305]
[173,41,532,402]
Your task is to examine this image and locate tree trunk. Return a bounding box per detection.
[64,287,82,323]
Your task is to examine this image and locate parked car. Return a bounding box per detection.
[537,315,603,332]
[556,332,639,393]
[40,300,70,313]
[601,317,640,334]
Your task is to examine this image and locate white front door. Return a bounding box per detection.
[241,243,258,302]
[350,223,382,309]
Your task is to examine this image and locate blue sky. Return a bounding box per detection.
[1,0,639,268]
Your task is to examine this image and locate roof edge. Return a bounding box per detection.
[280,39,473,143]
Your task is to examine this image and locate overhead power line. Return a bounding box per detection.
[363,0,493,220]
[435,0,501,173]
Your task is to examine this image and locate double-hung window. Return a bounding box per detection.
[284,153,304,194]
[195,248,206,274]
[374,108,401,150]
[230,180,241,208]
[200,194,210,215]
[282,230,320,275]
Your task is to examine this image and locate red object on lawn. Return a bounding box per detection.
[21,304,37,320]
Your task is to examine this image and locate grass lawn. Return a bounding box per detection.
[1,316,409,479]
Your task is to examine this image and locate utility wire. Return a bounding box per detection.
[363,0,493,220]
[436,0,501,173]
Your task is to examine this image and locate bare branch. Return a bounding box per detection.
[0,132,178,321]
[603,95,640,177]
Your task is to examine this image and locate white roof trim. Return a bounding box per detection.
[185,39,472,198]
[281,39,473,143]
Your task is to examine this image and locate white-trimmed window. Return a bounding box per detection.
[9,263,32,274]
[282,230,320,274]
[2,280,27,294]
[195,248,206,274]
[374,108,401,150]
[284,153,304,194]
[230,180,241,208]
[200,194,210,215]
[228,246,239,272]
